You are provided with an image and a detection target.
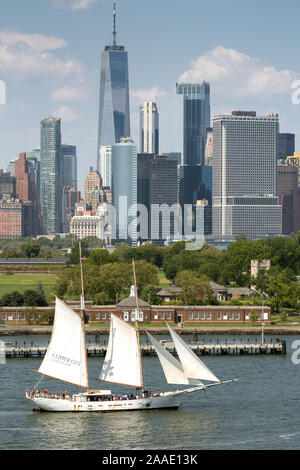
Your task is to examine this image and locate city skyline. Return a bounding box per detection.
[0,0,300,192]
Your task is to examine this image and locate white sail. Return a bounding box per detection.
[99,314,142,388]
[147,332,197,385]
[0,341,6,365]
[37,297,88,388]
[167,324,220,383]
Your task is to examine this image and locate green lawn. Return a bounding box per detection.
[158,270,170,289]
[0,273,57,302]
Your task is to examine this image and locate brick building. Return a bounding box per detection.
[0,288,271,324]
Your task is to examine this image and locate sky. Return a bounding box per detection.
[0,0,300,192]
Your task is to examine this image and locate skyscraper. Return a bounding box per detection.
[179,164,212,236]
[176,81,210,165]
[277,165,299,234]
[15,153,30,201]
[278,133,295,161]
[97,1,130,172]
[14,153,42,235]
[212,111,282,239]
[84,167,102,209]
[40,116,62,234]
[139,101,159,154]
[111,137,137,246]
[61,144,77,191]
[0,169,16,199]
[149,155,178,244]
[98,145,112,188]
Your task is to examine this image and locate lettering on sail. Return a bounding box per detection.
[52,352,80,367]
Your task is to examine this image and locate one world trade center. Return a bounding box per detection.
[97,1,130,173]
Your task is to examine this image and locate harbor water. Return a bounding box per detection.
[0,334,299,450]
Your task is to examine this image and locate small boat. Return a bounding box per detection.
[26,256,237,412]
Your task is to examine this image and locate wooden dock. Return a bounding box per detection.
[4,340,286,358]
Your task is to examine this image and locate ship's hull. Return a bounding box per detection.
[28,393,180,412]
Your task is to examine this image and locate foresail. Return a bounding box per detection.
[167,324,220,383]
[38,297,88,388]
[99,314,143,388]
[147,332,193,385]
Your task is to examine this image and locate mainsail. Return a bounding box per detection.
[147,332,194,385]
[37,297,89,388]
[99,314,143,388]
[167,324,220,383]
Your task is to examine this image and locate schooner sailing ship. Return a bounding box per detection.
[26,258,237,412]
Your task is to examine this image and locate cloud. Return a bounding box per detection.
[52,105,79,122]
[53,0,103,10]
[0,31,84,81]
[51,85,87,102]
[0,31,67,51]
[179,45,300,99]
[130,86,167,107]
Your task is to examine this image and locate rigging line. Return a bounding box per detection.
[33,374,45,391]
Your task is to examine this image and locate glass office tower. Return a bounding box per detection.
[97,5,130,164]
[97,1,130,173]
[112,138,137,246]
[40,116,61,234]
[61,144,77,191]
[176,82,210,165]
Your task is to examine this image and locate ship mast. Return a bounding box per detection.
[79,242,89,390]
[132,258,144,391]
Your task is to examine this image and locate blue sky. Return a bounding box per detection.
[0,0,300,191]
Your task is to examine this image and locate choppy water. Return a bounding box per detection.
[0,334,299,450]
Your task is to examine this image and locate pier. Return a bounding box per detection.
[4,339,286,358]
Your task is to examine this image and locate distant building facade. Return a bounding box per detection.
[98,145,112,188]
[278,133,295,161]
[70,207,104,239]
[176,81,210,165]
[84,167,102,209]
[205,127,213,166]
[149,155,178,243]
[139,101,159,154]
[278,165,300,234]
[97,4,130,153]
[0,198,34,239]
[0,169,16,199]
[62,186,81,233]
[212,111,282,239]
[14,153,42,235]
[285,152,300,187]
[61,144,77,191]
[111,137,137,246]
[40,116,62,234]
[179,164,212,237]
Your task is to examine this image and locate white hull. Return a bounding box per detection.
[27,392,181,412]
[26,380,237,412]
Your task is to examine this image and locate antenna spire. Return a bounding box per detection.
[113,0,117,46]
